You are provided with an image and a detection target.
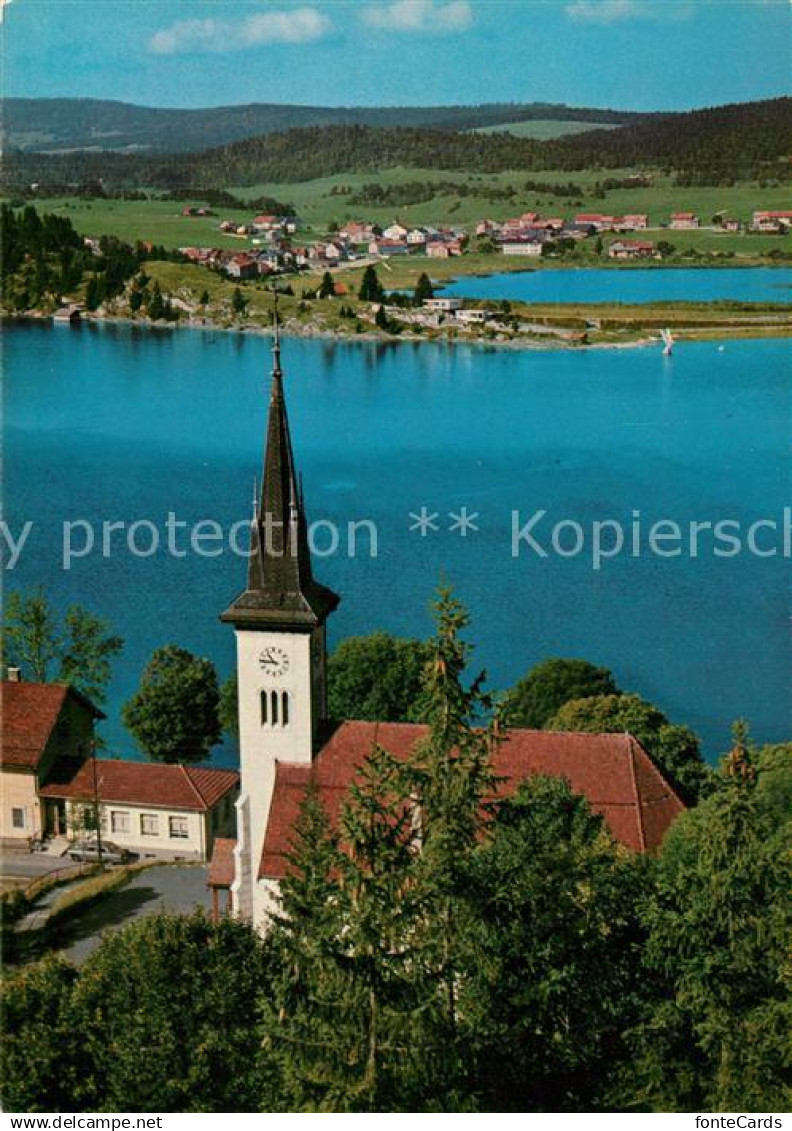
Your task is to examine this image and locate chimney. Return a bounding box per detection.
[6,667,22,682]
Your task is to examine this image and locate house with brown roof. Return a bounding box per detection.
[225,254,258,280]
[1,674,238,859]
[618,214,649,231]
[609,240,656,260]
[1,673,102,847]
[211,321,686,931]
[670,212,700,229]
[752,210,792,232]
[39,758,238,862]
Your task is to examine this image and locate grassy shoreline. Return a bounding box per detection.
[6,298,791,353]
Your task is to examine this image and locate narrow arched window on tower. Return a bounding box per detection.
[281,692,290,726]
[260,690,268,725]
[270,690,279,726]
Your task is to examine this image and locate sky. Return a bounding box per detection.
[3,0,791,112]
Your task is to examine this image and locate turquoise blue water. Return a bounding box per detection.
[4,320,790,765]
[441,266,792,304]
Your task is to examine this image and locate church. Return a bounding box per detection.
[209,324,685,931]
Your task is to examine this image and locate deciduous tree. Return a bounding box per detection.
[327,633,430,723]
[218,670,239,737]
[1,956,82,1113]
[461,776,650,1112]
[2,588,123,706]
[507,657,618,729]
[70,912,278,1111]
[122,644,221,763]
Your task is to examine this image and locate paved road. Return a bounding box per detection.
[54,864,212,965]
[1,851,73,886]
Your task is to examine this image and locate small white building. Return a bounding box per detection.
[618,214,649,231]
[670,212,700,230]
[500,238,544,257]
[456,308,491,325]
[752,210,792,232]
[424,296,464,312]
[383,222,409,241]
[369,239,410,257]
[39,758,238,861]
[608,239,656,260]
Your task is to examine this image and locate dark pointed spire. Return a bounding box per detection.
[271,296,282,377]
[221,324,340,630]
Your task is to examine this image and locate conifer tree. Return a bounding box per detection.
[147,281,165,320]
[265,756,427,1111]
[358,265,384,302]
[407,589,502,1094]
[631,725,792,1111]
[318,271,335,299]
[231,286,247,316]
[414,272,434,304]
[84,274,104,311]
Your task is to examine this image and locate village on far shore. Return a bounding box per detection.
[45,200,790,351]
[166,206,792,282]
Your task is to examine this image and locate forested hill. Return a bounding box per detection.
[548,97,792,179]
[3,97,639,153]
[4,97,790,188]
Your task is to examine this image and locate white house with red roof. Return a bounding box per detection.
[608,240,656,260]
[1,675,101,846]
[211,322,686,932]
[752,210,792,232]
[39,759,238,861]
[1,674,238,859]
[670,212,700,229]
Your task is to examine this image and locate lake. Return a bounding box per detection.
[441,266,792,304]
[4,320,790,765]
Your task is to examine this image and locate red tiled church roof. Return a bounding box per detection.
[259,721,685,878]
[207,837,236,887]
[39,758,238,812]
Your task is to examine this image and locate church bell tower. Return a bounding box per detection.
[221,317,340,920]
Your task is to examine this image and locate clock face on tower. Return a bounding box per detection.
[258,646,290,677]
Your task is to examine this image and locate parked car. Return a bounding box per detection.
[68,839,130,865]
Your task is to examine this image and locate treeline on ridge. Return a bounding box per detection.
[3,96,642,154]
[3,98,790,190]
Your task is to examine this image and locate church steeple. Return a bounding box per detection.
[221,315,340,629]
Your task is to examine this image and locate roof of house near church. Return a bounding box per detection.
[258,721,685,877]
[208,837,237,887]
[1,681,104,769]
[39,758,238,812]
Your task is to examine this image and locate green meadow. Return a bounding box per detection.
[17,196,257,250]
[231,168,791,231]
[14,169,790,267]
[471,120,621,138]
